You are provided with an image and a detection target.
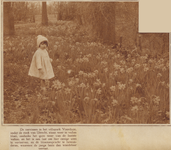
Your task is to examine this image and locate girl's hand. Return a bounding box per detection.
[50,58,53,62]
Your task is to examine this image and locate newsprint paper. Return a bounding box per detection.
[1,0,171,150]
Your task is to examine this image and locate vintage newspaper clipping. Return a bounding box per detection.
[1,0,171,150]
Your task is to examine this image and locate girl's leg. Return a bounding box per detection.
[45,79,50,89]
[29,76,37,91]
[40,79,46,96]
[40,79,45,88]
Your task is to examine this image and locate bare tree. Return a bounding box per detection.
[4,2,15,35]
[79,2,116,44]
[42,2,48,26]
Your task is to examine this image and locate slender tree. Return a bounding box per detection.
[3,2,15,35]
[42,2,48,25]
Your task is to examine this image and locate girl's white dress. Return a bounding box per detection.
[28,48,54,79]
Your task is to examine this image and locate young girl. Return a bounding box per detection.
[28,35,54,90]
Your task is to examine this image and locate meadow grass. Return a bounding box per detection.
[3,21,169,124]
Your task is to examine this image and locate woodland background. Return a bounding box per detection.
[3,2,169,124]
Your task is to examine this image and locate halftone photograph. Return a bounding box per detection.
[3,1,169,124]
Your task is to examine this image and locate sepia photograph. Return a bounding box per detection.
[3,1,169,124]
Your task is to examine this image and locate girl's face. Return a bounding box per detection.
[40,41,48,50]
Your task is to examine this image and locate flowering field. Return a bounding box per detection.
[3,21,169,124]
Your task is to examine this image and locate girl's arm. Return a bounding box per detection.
[45,49,53,62]
[35,52,44,77]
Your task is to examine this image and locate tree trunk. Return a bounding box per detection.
[110,3,116,45]
[33,15,35,23]
[42,2,48,26]
[100,3,116,44]
[3,2,15,35]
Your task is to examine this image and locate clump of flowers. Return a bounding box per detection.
[144,66,149,72]
[126,67,133,73]
[117,82,126,90]
[94,70,99,75]
[84,97,90,103]
[120,115,132,122]
[78,83,86,88]
[96,88,102,95]
[130,97,141,105]
[104,68,108,73]
[92,98,98,102]
[134,64,140,69]
[131,105,139,113]
[87,72,96,78]
[110,86,116,92]
[157,73,162,78]
[112,99,118,107]
[128,79,133,84]
[120,68,125,74]
[113,63,121,70]
[68,78,79,87]
[93,79,102,87]
[136,83,142,88]
[52,80,65,90]
[101,61,108,66]
[152,95,160,105]
[64,88,71,94]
